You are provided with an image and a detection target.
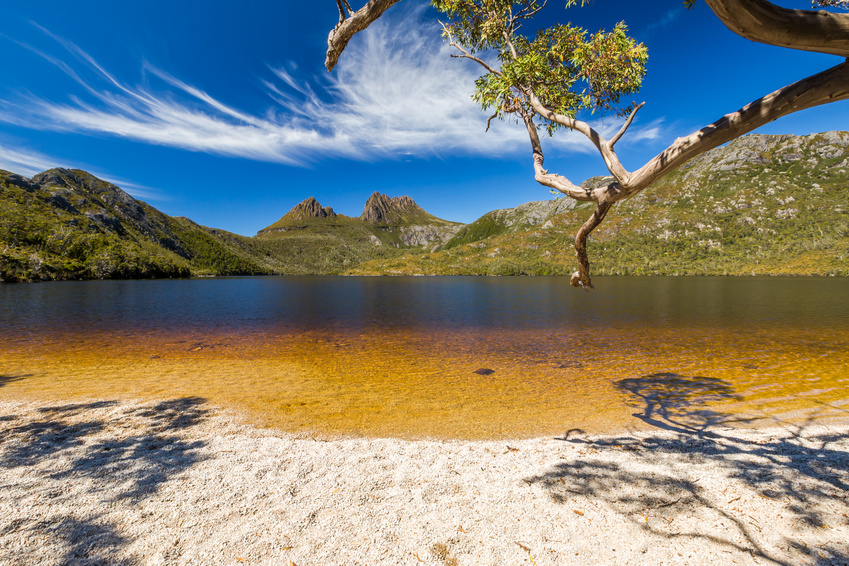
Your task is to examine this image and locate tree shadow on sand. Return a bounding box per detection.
[527,372,849,566]
[615,371,747,435]
[0,374,29,389]
[0,375,30,423]
[0,397,212,565]
[12,517,135,566]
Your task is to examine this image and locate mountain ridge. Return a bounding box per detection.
[256,191,463,251]
[350,131,849,276]
[3,130,848,282]
[0,167,276,281]
[0,173,461,281]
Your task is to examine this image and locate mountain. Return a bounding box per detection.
[267,196,337,225]
[359,192,464,246]
[0,168,280,282]
[0,174,465,282]
[361,193,418,223]
[4,131,848,282]
[349,131,849,276]
[256,192,463,264]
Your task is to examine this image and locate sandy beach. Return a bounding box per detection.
[1,397,847,566]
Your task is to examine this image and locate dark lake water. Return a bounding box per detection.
[5,275,849,330]
[2,276,848,438]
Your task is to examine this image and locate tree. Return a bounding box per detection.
[327,0,849,288]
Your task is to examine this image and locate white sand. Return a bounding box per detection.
[0,398,847,566]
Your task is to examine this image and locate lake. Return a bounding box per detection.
[1,276,847,439]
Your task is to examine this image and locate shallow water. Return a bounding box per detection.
[1,276,847,439]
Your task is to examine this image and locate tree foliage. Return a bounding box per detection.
[436,1,646,124]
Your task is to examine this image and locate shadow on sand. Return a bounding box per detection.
[528,372,849,566]
[0,375,30,423]
[0,397,211,565]
[0,374,29,388]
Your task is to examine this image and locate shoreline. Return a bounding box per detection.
[1,397,847,565]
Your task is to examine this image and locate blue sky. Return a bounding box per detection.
[1,0,846,235]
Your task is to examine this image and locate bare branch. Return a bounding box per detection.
[442,23,502,75]
[608,102,645,149]
[520,112,594,201]
[485,112,499,132]
[516,0,549,20]
[524,91,587,133]
[706,0,849,58]
[624,59,849,199]
[335,0,354,24]
[449,52,501,75]
[326,0,404,71]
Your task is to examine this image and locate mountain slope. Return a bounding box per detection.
[4,130,848,282]
[1,173,467,281]
[0,168,272,282]
[349,131,849,276]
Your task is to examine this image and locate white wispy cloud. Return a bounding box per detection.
[640,8,685,38]
[0,5,662,166]
[0,143,63,176]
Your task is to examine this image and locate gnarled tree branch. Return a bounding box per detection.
[326,0,404,71]
[706,0,849,57]
[525,91,633,190]
[623,58,849,199]
[521,109,617,290]
[521,111,590,201]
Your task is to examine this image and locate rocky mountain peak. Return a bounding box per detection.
[286,197,337,220]
[31,168,73,188]
[31,168,136,207]
[360,192,426,224]
[0,170,36,192]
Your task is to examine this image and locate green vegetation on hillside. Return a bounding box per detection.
[350,132,849,277]
[163,217,270,275]
[3,132,848,282]
[1,171,190,282]
[253,221,409,275]
[0,169,272,282]
[251,193,462,273]
[444,214,510,250]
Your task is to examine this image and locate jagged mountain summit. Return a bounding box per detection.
[257,192,464,248]
[287,197,337,221]
[360,192,429,224]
